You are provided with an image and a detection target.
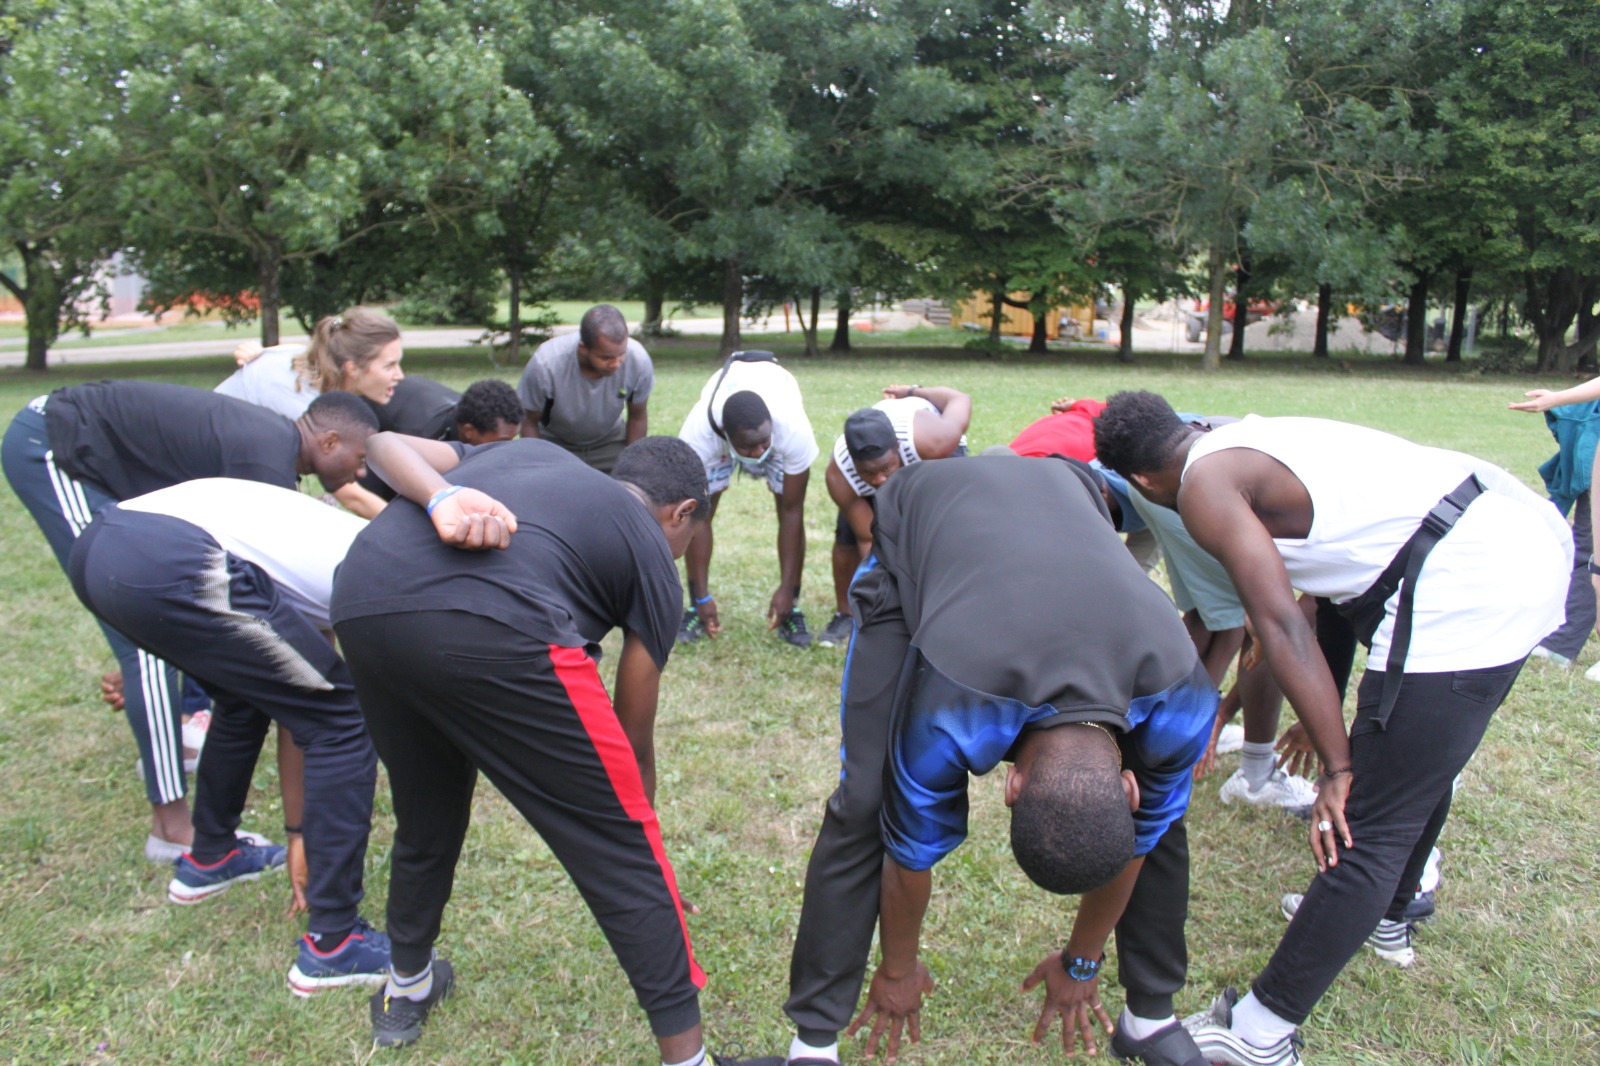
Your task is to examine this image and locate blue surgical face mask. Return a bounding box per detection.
[733,444,774,473]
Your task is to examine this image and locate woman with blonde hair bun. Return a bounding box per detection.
[217,307,406,517]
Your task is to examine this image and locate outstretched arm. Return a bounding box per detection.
[769,468,810,626]
[625,400,649,445]
[1180,468,1352,870]
[1508,376,1600,412]
[848,857,936,1062]
[612,630,663,803]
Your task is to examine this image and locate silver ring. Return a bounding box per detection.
[1317,819,1333,832]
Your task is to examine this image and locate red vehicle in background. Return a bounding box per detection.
[1184,296,1277,342]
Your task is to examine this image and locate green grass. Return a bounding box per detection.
[1,340,1598,1063]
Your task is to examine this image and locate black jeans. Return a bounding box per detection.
[1251,658,1525,1024]
[336,610,703,1038]
[69,509,377,936]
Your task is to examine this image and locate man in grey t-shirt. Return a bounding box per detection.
[516,304,654,472]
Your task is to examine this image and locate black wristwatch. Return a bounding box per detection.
[1063,953,1103,981]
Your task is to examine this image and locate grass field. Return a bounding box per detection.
[1,341,1597,1065]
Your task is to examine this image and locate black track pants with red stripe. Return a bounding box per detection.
[336,609,704,1037]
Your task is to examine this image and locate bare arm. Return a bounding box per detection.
[769,468,810,625]
[847,857,937,1061]
[825,460,878,558]
[885,384,972,459]
[612,631,662,804]
[331,481,388,520]
[1508,375,1600,412]
[1180,470,1352,868]
[363,431,517,550]
[625,400,648,445]
[520,412,542,439]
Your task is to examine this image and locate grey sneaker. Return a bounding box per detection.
[1281,892,1415,966]
[776,609,813,648]
[1185,987,1303,1065]
[817,611,853,648]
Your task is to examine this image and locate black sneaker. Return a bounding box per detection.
[777,609,813,648]
[679,608,705,644]
[1403,889,1436,923]
[1110,1017,1207,1065]
[816,611,853,648]
[370,958,455,1049]
[711,1054,788,1066]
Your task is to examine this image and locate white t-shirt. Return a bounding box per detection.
[215,344,317,419]
[831,396,966,498]
[118,478,364,629]
[1184,416,1570,672]
[678,357,818,494]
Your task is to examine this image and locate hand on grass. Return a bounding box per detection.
[1022,951,1113,1056]
[847,961,934,1061]
[100,671,125,712]
[430,488,517,550]
[767,586,796,631]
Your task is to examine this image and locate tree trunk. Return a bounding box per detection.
[641,290,665,337]
[1118,289,1136,363]
[1446,268,1472,363]
[1574,277,1599,369]
[11,243,65,372]
[1202,241,1228,371]
[1527,270,1580,373]
[1028,309,1049,353]
[830,289,852,352]
[801,287,821,358]
[719,258,742,358]
[1402,271,1430,366]
[1313,283,1332,359]
[1226,252,1250,361]
[257,247,282,347]
[989,289,1004,345]
[506,263,523,366]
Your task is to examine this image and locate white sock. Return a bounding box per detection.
[1118,1008,1176,1040]
[1230,991,1297,1048]
[789,1034,840,1063]
[385,961,433,1003]
[1419,846,1443,894]
[1240,741,1277,789]
[663,1047,706,1066]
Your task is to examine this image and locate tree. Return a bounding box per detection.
[0,0,123,370]
[112,0,543,344]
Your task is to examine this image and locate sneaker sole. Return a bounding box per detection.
[287,966,389,998]
[1280,898,1415,968]
[167,865,278,904]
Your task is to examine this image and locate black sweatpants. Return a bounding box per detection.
[784,568,1191,1038]
[69,509,377,936]
[335,610,704,1038]
[1251,657,1525,1024]
[1541,490,1596,660]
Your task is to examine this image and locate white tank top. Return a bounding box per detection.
[832,396,941,498]
[1184,416,1568,672]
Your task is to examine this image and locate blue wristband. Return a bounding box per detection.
[426,485,465,515]
[693,594,713,605]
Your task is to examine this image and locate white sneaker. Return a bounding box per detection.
[1184,988,1304,1065]
[1585,659,1600,683]
[1219,768,1317,811]
[144,830,273,865]
[1529,645,1572,667]
[182,710,211,752]
[1216,722,1245,755]
[1280,892,1415,967]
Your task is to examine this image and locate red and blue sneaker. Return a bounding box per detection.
[288,917,392,997]
[167,838,287,904]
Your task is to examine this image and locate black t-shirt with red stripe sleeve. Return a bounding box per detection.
[44,380,301,499]
[330,439,681,669]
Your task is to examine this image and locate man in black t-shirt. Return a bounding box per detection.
[356,378,522,498]
[332,435,759,1066]
[1,382,377,861]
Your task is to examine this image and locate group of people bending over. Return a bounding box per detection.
[0,301,1573,1066]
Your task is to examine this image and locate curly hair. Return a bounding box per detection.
[454,379,522,433]
[613,436,711,524]
[1010,749,1134,895]
[1092,390,1189,478]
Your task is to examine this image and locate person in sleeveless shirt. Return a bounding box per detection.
[1094,391,1569,1066]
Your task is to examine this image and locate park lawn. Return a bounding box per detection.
[0,343,1597,1065]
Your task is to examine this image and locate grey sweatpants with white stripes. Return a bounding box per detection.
[2,399,189,804]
